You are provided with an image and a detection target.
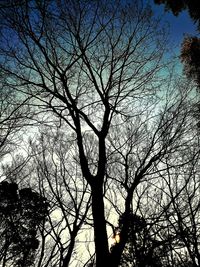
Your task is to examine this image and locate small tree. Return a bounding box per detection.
[0,181,49,267]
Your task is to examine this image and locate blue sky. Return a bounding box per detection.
[151,1,198,49]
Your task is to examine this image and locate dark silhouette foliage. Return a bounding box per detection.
[154,0,200,29]
[111,212,165,267]
[181,36,200,86]
[0,181,49,267]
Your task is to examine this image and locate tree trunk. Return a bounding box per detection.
[91,184,110,267]
[109,188,134,267]
[62,233,76,267]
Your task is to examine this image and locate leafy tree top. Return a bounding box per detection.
[0,181,49,267]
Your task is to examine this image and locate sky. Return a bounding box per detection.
[150,1,199,51]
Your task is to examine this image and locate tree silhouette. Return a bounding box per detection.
[110,212,165,267]
[180,36,200,87]
[0,181,48,267]
[0,0,199,266]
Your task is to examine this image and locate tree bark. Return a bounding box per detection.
[62,234,76,267]
[91,184,110,267]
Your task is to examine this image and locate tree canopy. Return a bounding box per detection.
[0,181,49,267]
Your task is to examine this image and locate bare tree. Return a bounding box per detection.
[2,126,92,267]
[0,81,30,176]
[31,129,91,267]
[0,0,197,266]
